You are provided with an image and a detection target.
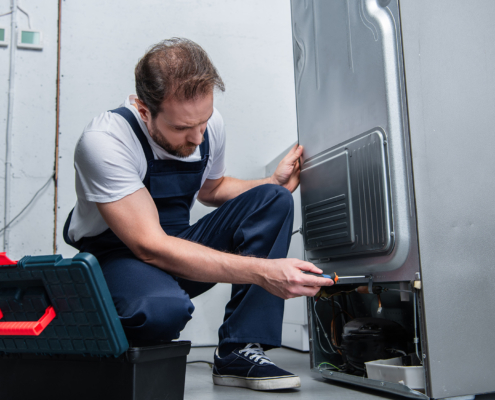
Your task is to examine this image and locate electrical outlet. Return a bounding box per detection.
[17,29,43,50]
[0,27,8,47]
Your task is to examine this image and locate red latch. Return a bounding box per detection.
[0,306,56,336]
[0,252,17,266]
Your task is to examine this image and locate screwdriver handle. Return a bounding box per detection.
[303,271,339,283]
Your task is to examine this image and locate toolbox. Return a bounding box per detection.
[0,252,191,400]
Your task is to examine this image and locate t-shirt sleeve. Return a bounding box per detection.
[207,110,227,180]
[74,130,145,203]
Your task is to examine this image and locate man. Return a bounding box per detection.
[64,38,333,391]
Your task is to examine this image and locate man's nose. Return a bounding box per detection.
[187,126,205,146]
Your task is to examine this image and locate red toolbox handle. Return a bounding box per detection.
[0,252,17,266]
[0,306,56,336]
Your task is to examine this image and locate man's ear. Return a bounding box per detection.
[135,98,151,123]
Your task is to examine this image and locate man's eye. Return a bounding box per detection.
[175,127,188,131]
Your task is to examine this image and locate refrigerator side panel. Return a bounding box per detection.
[400,0,495,398]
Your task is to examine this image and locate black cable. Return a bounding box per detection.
[186,360,213,367]
[341,293,348,323]
[291,227,301,236]
[386,348,407,357]
[348,360,365,372]
[348,291,357,319]
[313,297,338,353]
[0,174,54,235]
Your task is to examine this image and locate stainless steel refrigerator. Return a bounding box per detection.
[290,0,495,398]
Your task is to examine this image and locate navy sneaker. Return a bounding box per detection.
[212,343,301,391]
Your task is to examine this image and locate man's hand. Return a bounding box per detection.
[198,144,303,206]
[257,258,334,299]
[270,144,303,193]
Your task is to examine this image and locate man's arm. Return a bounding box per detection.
[198,144,303,207]
[96,186,332,299]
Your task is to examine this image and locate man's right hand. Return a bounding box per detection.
[257,258,334,300]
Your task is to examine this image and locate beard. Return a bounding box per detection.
[148,119,202,158]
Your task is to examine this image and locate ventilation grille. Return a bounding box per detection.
[350,140,388,248]
[304,194,352,250]
[300,129,393,260]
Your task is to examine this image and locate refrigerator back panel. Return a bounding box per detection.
[291,0,418,278]
[302,129,393,259]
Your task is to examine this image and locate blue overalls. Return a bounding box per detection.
[64,107,294,349]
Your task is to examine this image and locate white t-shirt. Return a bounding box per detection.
[67,95,226,242]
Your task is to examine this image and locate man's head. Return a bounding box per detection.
[134,38,225,157]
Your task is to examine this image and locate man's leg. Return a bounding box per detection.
[177,184,300,390]
[177,184,294,350]
[97,249,197,341]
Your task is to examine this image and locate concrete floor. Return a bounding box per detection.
[184,347,495,400]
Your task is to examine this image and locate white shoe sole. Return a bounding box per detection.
[212,374,301,391]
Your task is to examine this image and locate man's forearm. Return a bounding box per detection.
[199,176,275,207]
[137,232,268,285]
[135,232,334,300]
[199,144,303,207]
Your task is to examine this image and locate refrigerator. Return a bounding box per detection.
[290,0,495,398]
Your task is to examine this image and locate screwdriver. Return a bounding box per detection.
[303,272,368,284]
[303,271,339,283]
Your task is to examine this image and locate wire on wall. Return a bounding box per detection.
[16,4,31,29]
[2,1,53,251]
[53,0,62,254]
[0,1,31,23]
[0,175,55,235]
[3,0,18,252]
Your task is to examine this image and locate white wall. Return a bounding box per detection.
[0,0,58,260]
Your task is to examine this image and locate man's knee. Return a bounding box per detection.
[121,296,194,341]
[267,185,294,222]
[253,184,294,212]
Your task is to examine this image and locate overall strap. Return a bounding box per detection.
[110,107,154,163]
[200,129,210,158]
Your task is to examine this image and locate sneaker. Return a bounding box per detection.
[212,343,301,391]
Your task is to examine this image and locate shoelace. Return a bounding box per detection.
[238,343,274,365]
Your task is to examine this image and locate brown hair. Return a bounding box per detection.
[135,38,225,118]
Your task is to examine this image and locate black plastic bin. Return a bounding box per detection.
[0,340,191,400]
[0,254,191,399]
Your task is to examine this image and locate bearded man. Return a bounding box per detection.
[64,38,333,391]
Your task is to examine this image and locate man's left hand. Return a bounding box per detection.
[271,144,303,193]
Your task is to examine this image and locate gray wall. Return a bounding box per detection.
[1,0,298,345]
[0,0,58,260]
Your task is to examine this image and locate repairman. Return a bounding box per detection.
[64,38,334,391]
